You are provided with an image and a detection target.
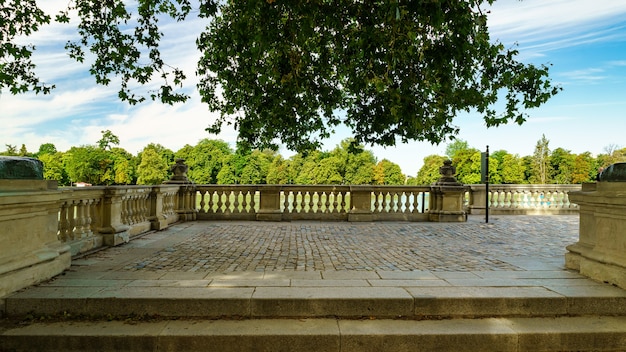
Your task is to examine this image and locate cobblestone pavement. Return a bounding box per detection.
[93,215,581,273]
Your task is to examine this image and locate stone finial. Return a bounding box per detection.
[597,162,626,182]
[435,159,461,185]
[0,156,44,180]
[165,158,192,184]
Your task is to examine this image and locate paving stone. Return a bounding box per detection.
[98,215,579,274]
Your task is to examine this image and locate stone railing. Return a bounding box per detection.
[56,185,188,256]
[0,156,587,299]
[195,185,431,222]
[467,184,582,215]
[40,182,588,259]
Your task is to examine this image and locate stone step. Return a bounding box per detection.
[5,284,626,319]
[3,316,626,352]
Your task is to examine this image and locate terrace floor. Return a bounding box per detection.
[8,215,613,296]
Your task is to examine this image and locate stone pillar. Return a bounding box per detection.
[348,186,374,222]
[150,185,169,230]
[467,184,487,215]
[0,157,71,297]
[566,163,626,289]
[256,185,283,221]
[99,188,131,246]
[428,160,468,222]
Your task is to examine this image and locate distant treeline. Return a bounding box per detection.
[2,132,624,186]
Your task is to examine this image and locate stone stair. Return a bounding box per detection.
[3,277,626,351]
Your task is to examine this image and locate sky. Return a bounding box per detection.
[2,0,626,176]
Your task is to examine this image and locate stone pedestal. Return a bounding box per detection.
[566,182,626,289]
[164,159,197,222]
[0,179,71,298]
[348,186,374,222]
[428,160,468,222]
[256,185,283,221]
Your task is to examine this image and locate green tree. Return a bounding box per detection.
[445,139,470,160]
[530,134,551,184]
[498,153,526,184]
[136,146,169,185]
[185,139,232,184]
[550,148,575,184]
[1,0,54,95]
[2,144,18,156]
[313,156,344,184]
[38,152,69,185]
[452,148,481,184]
[266,155,290,184]
[571,152,596,184]
[329,139,376,184]
[35,143,57,157]
[239,150,274,184]
[110,147,136,185]
[97,130,120,151]
[415,155,447,185]
[7,1,558,152]
[373,159,405,185]
[18,144,30,156]
[63,145,109,185]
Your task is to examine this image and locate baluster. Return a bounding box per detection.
[283,191,291,213]
[404,192,411,214]
[67,200,77,240]
[302,191,310,213]
[291,191,300,213]
[90,198,100,233]
[394,192,402,213]
[198,191,206,213]
[131,195,139,224]
[58,201,69,242]
[215,190,223,213]
[207,191,215,213]
[73,199,85,239]
[83,199,93,236]
[240,190,248,213]
[139,194,146,222]
[251,190,258,213]
[314,192,324,213]
[340,191,347,213]
[328,191,335,213]
[372,192,380,213]
[232,190,240,213]
[143,193,150,221]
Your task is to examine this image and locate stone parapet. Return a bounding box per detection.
[566,181,626,289]
[0,180,71,298]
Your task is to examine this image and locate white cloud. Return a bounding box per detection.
[487,0,626,55]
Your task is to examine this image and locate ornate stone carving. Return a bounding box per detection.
[435,159,462,186]
[166,158,192,183]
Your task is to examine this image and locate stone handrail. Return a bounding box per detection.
[195,185,431,222]
[56,185,184,256]
[54,183,583,257]
[467,184,582,215]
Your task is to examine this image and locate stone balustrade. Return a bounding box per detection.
[1,156,588,298]
[195,185,431,222]
[468,184,581,215]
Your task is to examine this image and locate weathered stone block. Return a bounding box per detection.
[0,156,44,180]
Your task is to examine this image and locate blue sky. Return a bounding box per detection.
[2,0,626,176]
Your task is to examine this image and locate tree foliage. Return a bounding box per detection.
[1,0,54,94]
[199,1,560,151]
[4,0,559,152]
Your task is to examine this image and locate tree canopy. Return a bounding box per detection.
[2,0,560,152]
